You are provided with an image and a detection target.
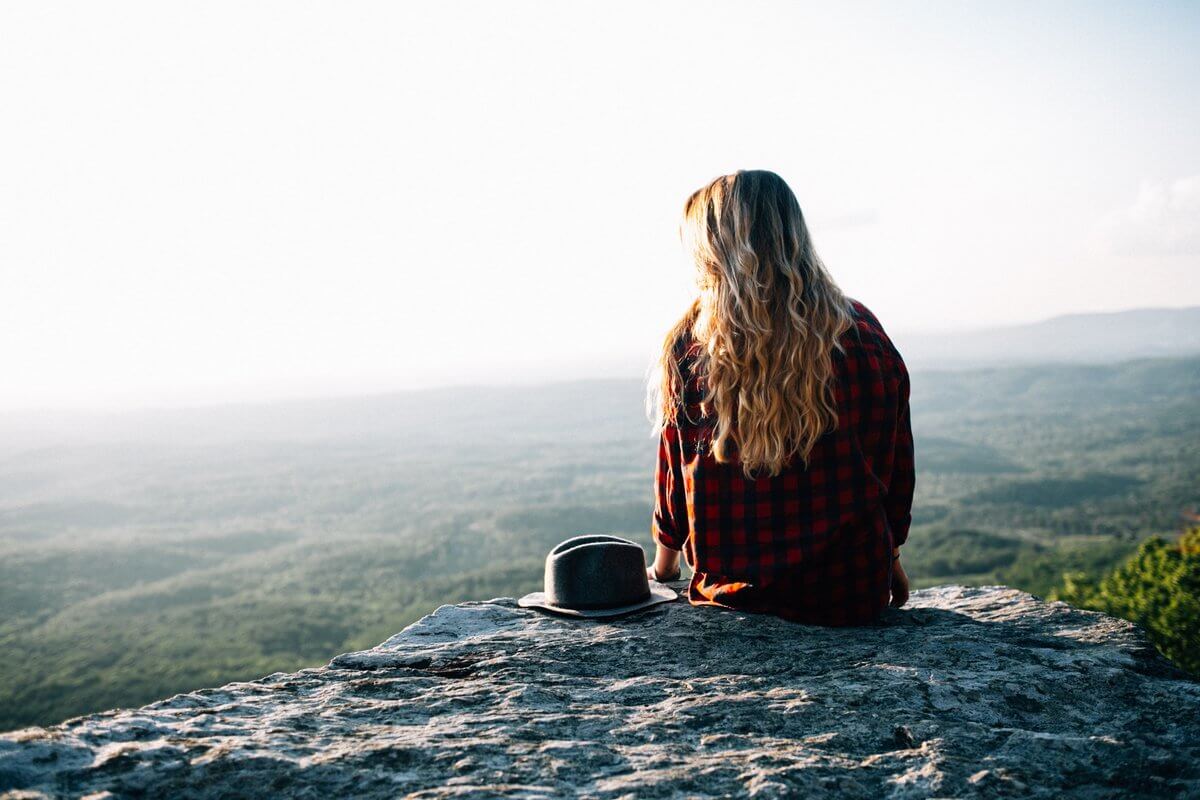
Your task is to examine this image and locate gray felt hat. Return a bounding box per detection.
[518,534,677,619]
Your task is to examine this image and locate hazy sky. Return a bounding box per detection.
[2,1,1198,410]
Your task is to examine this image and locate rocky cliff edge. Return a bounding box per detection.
[2,585,1199,799]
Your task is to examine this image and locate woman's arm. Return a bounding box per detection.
[650,424,688,581]
[650,543,682,582]
[885,368,915,550]
[890,551,909,607]
[886,362,913,608]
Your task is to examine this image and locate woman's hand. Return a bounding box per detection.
[647,564,682,582]
[890,555,910,608]
[648,543,682,582]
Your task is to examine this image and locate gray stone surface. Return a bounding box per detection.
[2,585,1199,799]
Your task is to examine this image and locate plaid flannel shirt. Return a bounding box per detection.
[652,299,914,626]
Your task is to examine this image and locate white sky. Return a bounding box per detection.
[2,1,1198,410]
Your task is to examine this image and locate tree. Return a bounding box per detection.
[1057,526,1200,675]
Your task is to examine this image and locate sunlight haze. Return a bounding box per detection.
[2,0,1198,410]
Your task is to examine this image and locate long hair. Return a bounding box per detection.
[647,170,853,478]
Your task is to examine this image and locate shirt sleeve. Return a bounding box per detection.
[885,368,915,548]
[651,424,689,552]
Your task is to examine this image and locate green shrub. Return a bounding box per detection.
[1057,527,1200,675]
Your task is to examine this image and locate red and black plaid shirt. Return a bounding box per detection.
[651,299,914,626]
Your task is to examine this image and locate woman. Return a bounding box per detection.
[647,170,914,626]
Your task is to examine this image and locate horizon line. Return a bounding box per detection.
[3,303,1198,417]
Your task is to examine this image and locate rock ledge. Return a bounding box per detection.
[2,585,1199,798]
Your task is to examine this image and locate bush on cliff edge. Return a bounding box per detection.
[1057,526,1200,675]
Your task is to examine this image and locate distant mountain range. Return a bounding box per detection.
[893,306,1200,369]
[2,308,1195,431]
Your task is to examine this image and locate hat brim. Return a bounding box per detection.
[517,583,678,619]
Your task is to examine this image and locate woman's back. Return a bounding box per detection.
[652,298,913,626]
[648,169,914,625]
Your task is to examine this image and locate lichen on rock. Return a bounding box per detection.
[2,585,1199,798]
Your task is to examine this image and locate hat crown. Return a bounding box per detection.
[544,535,651,610]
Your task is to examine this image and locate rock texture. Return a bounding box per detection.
[2,585,1199,799]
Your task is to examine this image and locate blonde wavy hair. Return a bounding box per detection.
[648,170,853,478]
